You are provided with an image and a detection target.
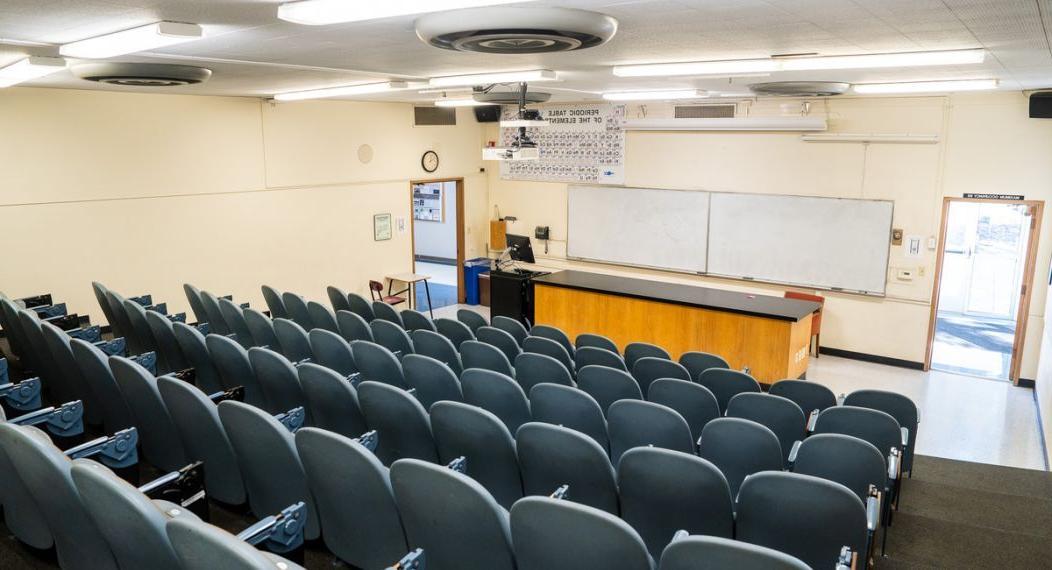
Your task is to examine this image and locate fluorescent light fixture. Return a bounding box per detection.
[60,22,203,59]
[274,80,409,101]
[717,92,754,98]
[613,49,985,78]
[853,79,998,94]
[622,117,827,132]
[429,69,557,88]
[602,89,704,101]
[278,0,533,25]
[435,98,486,107]
[801,133,940,144]
[0,56,66,88]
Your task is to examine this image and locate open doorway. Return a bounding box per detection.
[927,198,1043,382]
[410,178,465,313]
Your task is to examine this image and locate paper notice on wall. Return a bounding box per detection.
[499,103,626,185]
[905,235,923,258]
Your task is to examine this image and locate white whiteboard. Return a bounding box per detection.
[567,185,709,273]
[707,193,893,294]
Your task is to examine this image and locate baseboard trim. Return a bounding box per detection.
[1018,378,1035,389]
[414,255,457,266]
[819,347,925,371]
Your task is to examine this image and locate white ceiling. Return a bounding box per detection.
[1,0,1050,102]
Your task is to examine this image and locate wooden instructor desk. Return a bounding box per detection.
[532,270,821,384]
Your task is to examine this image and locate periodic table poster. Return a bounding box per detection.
[499,103,626,185]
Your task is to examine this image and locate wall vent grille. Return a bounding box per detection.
[674,104,736,119]
[414,106,457,126]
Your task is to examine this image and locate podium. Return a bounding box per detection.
[489,269,546,327]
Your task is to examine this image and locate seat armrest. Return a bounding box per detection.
[788,440,803,465]
[836,546,857,570]
[387,548,425,570]
[446,456,467,473]
[274,407,305,433]
[237,502,306,554]
[549,484,570,500]
[806,410,819,433]
[9,400,83,437]
[140,461,208,518]
[66,428,139,469]
[888,447,901,481]
[0,376,42,411]
[354,430,378,452]
[900,427,910,448]
[208,386,245,404]
[866,486,881,531]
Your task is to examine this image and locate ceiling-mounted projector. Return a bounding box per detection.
[500,108,548,127]
[416,7,617,54]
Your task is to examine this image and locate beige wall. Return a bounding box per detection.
[0,87,488,324]
[487,92,1052,380]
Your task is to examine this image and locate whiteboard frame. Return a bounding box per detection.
[565,185,894,297]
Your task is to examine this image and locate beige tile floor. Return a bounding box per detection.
[436,303,1048,472]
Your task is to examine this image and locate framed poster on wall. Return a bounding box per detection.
[374,213,392,241]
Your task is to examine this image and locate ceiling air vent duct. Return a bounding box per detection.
[72,63,212,86]
[748,81,849,97]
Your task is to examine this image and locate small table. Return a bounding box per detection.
[385,272,434,318]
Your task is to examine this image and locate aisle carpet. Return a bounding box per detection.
[0,455,1049,569]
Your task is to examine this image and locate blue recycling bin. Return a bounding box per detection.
[464,257,492,305]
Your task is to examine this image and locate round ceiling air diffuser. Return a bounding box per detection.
[415,7,618,54]
[748,81,850,97]
[72,63,212,87]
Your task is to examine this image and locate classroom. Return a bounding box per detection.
[1,1,1051,569]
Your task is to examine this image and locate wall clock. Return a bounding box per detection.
[421,150,439,173]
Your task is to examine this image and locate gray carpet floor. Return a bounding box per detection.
[0,454,1048,569]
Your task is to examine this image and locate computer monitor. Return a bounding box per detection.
[505,233,536,264]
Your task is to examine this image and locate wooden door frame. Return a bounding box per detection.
[924,196,1044,384]
[409,178,467,304]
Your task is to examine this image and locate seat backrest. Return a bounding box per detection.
[248,347,307,415]
[631,357,691,398]
[510,496,654,570]
[793,433,887,502]
[529,383,609,452]
[109,356,188,471]
[370,319,415,355]
[71,338,136,432]
[273,318,313,362]
[658,535,809,570]
[123,299,161,359]
[171,322,225,395]
[199,290,232,336]
[308,328,358,377]
[206,333,266,408]
[157,376,246,505]
[435,317,475,347]
[390,458,516,570]
[281,292,314,330]
[217,400,320,540]
[410,329,463,374]
[515,352,573,393]
[402,354,463,409]
[297,363,367,438]
[260,284,288,319]
[336,309,374,343]
[624,342,670,369]
[105,290,142,353]
[350,340,406,387]
[574,346,627,371]
[457,308,488,333]
[357,381,438,465]
[431,401,523,509]
[576,332,619,354]
[529,324,575,357]
[697,418,783,498]
[678,351,729,380]
[736,471,867,569]
[491,315,529,345]
[698,368,762,413]
[401,309,436,332]
[218,298,255,349]
[0,423,119,570]
[515,422,619,514]
[181,283,211,325]
[371,301,404,327]
[40,321,95,417]
[166,517,302,570]
[461,340,515,377]
[522,335,574,373]
[607,400,694,465]
[307,301,340,333]
[618,448,734,557]
[0,404,53,550]
[70,459,185,570]
[93,281,120,334]
[476,326,522,363]
[647,379,720,441]
[813,405,901,459]
[18,309,61,385]
[784,291,824,333]
[843,389,918,472]
[0,298,32,363]
[726,393,806,466]
[326,285,352,313]
[576,365,642,415]
[295,428,407,568]
[346,292,375,322]
[145,310,190,373]
[461,368,531,434]
[768,380,837,416]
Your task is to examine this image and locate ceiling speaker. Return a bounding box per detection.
[1030,91,1052,119]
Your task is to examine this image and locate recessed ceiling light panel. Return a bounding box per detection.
[0,56,66,88]
[278,0,533,25]
[274,80,410,101]
[853,79,998,94]
[429,69,557,88]
[602,89,705,101]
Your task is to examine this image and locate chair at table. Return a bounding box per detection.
[370,280,405,307]
[783,291,823,357]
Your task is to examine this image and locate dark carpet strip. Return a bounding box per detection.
[0,454,1049,569]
